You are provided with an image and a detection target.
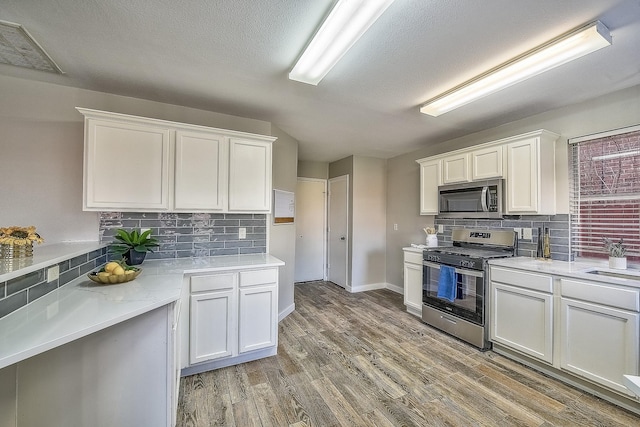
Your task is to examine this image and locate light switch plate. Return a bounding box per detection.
[438,224,444,233]
[523,228,532,240]
[239,227,246,239]
[47,265,59,282]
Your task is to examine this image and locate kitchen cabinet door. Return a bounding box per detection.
[403,250,423,317]
[189,289,237,364]
[228,137,272,212]
[174,130,228,211]
[472,145,503,180]
[418,159,440,215]
[491,282,553,364]
[505,131,557,214]
[238,284,278,353]
[83,117,171,211]
[560,298,639,396]
[442,153,469,184]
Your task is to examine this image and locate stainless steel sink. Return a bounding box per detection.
[583,268,640,281]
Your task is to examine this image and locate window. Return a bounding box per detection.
[569,125,640,261]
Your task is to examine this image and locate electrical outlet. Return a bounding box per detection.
[438,224,444,233]
[47,265,59,282]
[239,227,246,239]
[141,228,151,235]
[393,224,398,231]
[523,227,532,240]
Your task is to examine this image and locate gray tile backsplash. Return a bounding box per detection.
[0,247,107,319]
[99,212,267,259]
[434,214,571,261]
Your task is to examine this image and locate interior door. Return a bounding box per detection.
[294,178,326,282]
[328,175,348,288]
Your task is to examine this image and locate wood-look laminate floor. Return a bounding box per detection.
[177,281,640,426]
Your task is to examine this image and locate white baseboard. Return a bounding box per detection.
[347,282,387,293]
[386,283,403,294]
[278,303,295,322]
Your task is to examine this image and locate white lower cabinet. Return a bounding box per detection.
[190,288,236,364]
[239,284,277,352]
[490,267,553,364]
[491,282,553,364]
[490,264,640,412]
[403,249,423,316]
[184,267,279,374]
[560,279,639,396]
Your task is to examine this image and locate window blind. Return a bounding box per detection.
[569,126,640,260]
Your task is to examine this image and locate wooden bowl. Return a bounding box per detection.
[87,268,142,285]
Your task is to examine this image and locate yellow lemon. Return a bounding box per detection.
[112,266,125,275]
[125,269,136,276]
[105,262,120,273]
[98,272,111,279]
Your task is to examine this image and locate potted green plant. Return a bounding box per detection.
[110,228,159,265]
[604,238,627,270]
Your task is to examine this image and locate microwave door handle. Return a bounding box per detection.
[481,186,489,212]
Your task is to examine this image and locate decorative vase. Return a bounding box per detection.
[1,242,33,259]
[609,256,627,270]
[426,234,438,247]
[125,250,147,266]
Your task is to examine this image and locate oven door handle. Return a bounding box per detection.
[423,261,483,278]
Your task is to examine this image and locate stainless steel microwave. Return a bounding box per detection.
[438,179,504,218]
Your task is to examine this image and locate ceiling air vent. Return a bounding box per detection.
[0,20,63,74]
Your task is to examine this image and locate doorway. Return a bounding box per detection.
[294,178,326,282]
[328,175,349,289]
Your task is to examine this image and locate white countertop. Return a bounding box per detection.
[488,257,640,289]
[0,241,108,282]
[0,253,284,369]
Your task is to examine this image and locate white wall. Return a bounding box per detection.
[351,156,387,289]
[0,74,271,244]
[269,125,298,319]
[385,84,640,289]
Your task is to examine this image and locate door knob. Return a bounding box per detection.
[340,236,346,241]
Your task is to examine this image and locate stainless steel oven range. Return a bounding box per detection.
[422,228,517,350]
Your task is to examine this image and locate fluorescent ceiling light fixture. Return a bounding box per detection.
[420,21,612,117]
[289,0,395,85]
[0,20,63,74]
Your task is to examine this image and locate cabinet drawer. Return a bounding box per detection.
[191,273,236,293]
[490,267,552,293]
[561,279,640,312]
[240,268,278,287]
[404,251,423,265]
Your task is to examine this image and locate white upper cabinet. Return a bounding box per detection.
[228,138,272,212]
[174,130,227,211]
[83,117,172,210]
[505,130,558,214]
[78,108,276,213]
[471,145,503,180]
[416,129,558,218]
[442,153,469,184]
[416,158,440,215]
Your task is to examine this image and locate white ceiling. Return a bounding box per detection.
[1,0,639,162]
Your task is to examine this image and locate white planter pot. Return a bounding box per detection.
[609,256,627,270]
